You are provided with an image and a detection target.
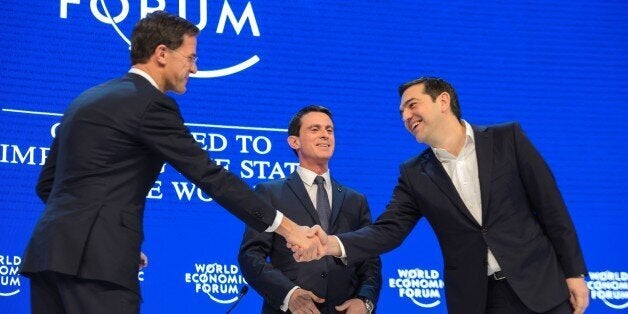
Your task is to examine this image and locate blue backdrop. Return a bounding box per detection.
[1,1,626,313]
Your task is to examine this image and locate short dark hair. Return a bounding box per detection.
[398,77,461,120]
[288,105,333,136]
[130,11,199,65]
[288,105,333,155]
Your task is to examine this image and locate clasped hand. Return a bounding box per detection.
[287,225,329,262]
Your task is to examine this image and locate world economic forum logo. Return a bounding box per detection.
[184,262,247,304]
[60,0,261,78]
[0,255,21,297]
[388,267,445,308]
[588,270,628,310]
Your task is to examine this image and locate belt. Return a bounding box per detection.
[489,271,506,281]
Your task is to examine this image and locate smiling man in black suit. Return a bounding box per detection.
[20,11,321,314]
[239,105,381,314]
[298,77,589,314]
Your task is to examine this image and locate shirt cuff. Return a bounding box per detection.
[281,286,299,312]
[334,236,348,264]
[264,211,284,232]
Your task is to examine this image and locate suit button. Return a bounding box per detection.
[253,210,263,218]
[481,228,488,234]
[320,272,327,278]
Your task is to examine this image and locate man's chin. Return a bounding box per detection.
[172,87,187,94]
[414,134,426,144]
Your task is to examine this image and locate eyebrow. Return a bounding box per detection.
[399,98,417,112]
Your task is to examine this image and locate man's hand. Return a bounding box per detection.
[275,216,324,261]
[335,298,367,314]
[290,226,346,262]
[288,288,325,314]
[566,277,589,314]
[139,252,148,270]
[288,225,331,262]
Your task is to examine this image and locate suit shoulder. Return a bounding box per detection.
[400,147,431,169]
[75,74,170,107]
[255,178,289,191]
[476,121,521,133]
[124,74,174,104]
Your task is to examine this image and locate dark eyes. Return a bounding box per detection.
[309,127,333,133]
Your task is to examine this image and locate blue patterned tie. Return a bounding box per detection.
[314,176,331,231]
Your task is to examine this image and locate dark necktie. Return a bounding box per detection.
[314,176,331,231]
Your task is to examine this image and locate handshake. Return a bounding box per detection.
[277,221,342,262]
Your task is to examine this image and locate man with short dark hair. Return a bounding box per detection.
[20,11,321,314]
[239,105,382,314]
[299,77,589,314]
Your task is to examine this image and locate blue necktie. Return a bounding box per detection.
[314,176,331,231]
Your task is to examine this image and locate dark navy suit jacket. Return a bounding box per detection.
[338,123,587,314]
[21,73,277,295]
[239,171,382,313]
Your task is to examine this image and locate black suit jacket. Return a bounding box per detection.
[338,123,587,314]
[239,171,381,313]
[20,73,277,295]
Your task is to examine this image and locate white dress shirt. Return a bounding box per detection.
[337,121,501,276]
[432,120,501,276]
[281,166,332,311]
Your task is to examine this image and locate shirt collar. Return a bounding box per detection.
[128,67,159,91]
[296,166,331,188]
[432,120,475,162]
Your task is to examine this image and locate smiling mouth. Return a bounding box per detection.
[316,143,331,148]
[410,119,423,131]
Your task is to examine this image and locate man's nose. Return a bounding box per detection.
[401,108,412,122]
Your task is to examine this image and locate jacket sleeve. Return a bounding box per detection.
[338,165,423,265]
[237,183,298,310]
[36,135,59,203]
[352,195,383,305]
[511,122,587,277]
[137,97,277,232]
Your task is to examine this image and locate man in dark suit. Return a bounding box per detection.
[299,77,589,314]
[239,105,381,314]
[20,11,321,314]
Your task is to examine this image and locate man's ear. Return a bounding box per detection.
[438,92,451,113]
[155,44,169,65]
[287,135,300,150]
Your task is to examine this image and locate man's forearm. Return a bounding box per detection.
[274,213,297,238]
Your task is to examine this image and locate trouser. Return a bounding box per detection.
[29,270,140,314]
[485,275,571,314]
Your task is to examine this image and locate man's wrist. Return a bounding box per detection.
[330,235,344,257]
[281,286,299,312]
[358,296,374,313]
[274,214,296,238]
[265,210,284,232]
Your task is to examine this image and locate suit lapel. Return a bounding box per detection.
[286,172,321,225]
[421,150,480,226]
[329,178,346,228]
[473,125,493,224]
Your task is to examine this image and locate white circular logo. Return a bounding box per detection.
[61,0,261,78]
[388,268,444,308]
[184,262,247,304]
[0,255,21,297]
[587,271,628,310]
